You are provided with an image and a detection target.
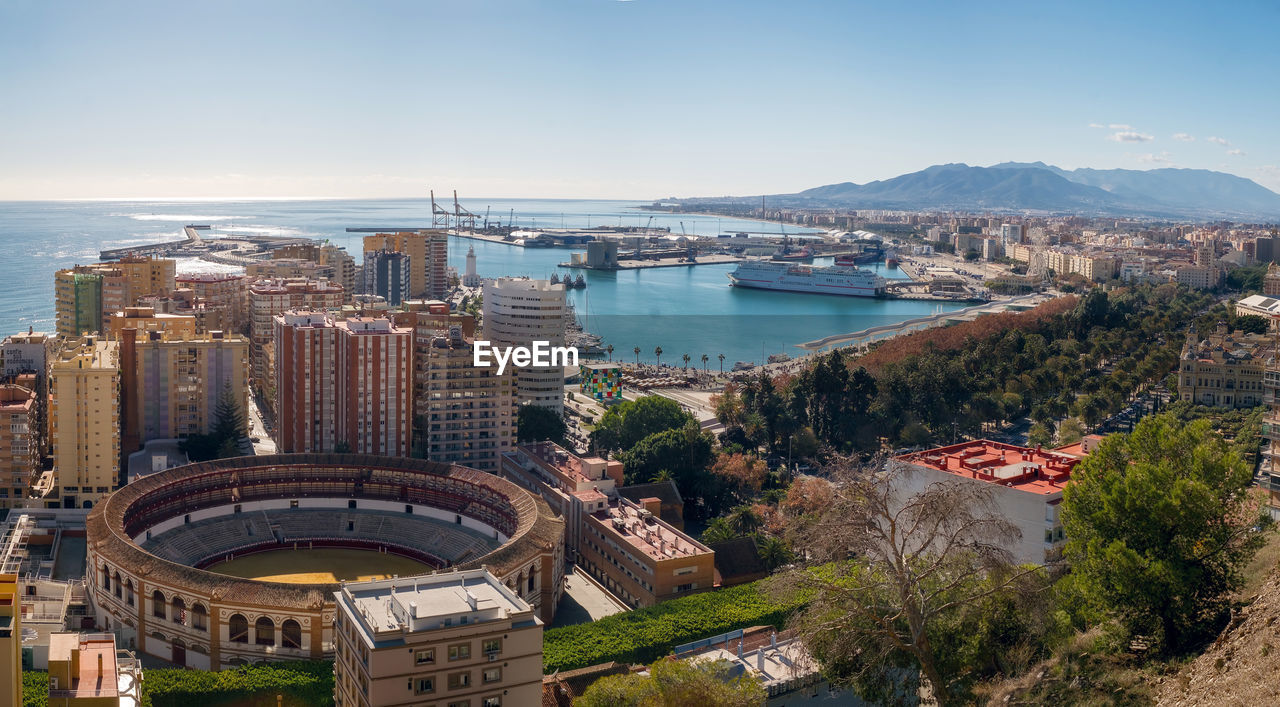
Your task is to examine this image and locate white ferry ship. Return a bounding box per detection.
[727,260,887,297]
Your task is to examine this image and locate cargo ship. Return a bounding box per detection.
[727,260,887,297]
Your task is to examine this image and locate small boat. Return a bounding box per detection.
[771,245,814,262]
[767,353,792,364]
[732,361,755,372]
[550,273,561,285]
[573,274,586,289]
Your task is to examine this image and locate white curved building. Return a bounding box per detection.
[482,278,567,414]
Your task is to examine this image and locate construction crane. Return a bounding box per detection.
[430,190,452,230]
[483,206,491,230]
[679,221,687,238]
[508,208,515,230]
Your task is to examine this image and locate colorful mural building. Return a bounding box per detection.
[579,362,621,402]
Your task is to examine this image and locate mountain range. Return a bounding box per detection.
[677,162,1280,220]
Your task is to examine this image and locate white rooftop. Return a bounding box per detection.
[337,568,532,643]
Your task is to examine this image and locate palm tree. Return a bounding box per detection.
[718,353,725,374]
[606,344,614,362]
[682,353,691,371]
[700,354,709,376]
[755,535,794,571]
[634,346,641,366]
[727,505,762,536]
[654,346,663,367]
[700,518,737,545]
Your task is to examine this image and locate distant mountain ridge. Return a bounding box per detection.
[679,163,1280,220]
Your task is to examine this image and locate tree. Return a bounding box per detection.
[963,249,980,261]
[606,344,615,361]
[701,354,709,375]
[682,353,691,371]
[755,535,794,571]
[590,396,693,453]
[212,383,244,443]
[577,657,763,707]
[516,404,568,445]
[616,423,716,513]
[634,346,641,365]
[709,453,767,499]
[1061,414,1272,654]
[1233,313,1269,334]
[771,456,1034,705]
[655,346,664,367]
[718,353,725,374]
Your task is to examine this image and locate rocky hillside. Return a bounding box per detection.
[1157,567,1280,705]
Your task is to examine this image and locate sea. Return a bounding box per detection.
[0,198,966,365]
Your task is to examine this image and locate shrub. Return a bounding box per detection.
[542,580,805,672]
[142,660,335,707]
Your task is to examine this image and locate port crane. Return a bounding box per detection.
[430,190,452,230]
[452,190,478,232]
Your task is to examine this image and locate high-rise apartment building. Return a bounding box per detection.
[363,250,411,306]
[174,272,248,333]
[363,231,448,300]
[118,328,248,454]
[0,386,38,509]
[1,331,55,459]
[248,278,344,396]
[274,313,412,455]
[55,258,176,338]
[50,337,120,508]
[419,325,514,472]
[107,306,197,340]
[54,269,104,338]
[270,243,358,300]
[0,561,21,707]
[482,278,568,414]
[332,568,543,707]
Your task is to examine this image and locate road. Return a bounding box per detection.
[246,391,277,455]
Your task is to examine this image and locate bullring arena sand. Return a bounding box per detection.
[205,547,434,584]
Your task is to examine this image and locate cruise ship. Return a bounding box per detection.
[727,260,887,297]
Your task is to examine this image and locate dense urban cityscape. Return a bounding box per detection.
[4,1,1280,706]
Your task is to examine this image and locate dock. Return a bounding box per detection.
[559,253,745,270]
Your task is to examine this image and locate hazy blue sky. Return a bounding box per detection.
[2,0,1278,199]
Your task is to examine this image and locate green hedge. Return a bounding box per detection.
[542,580,803,672]
[22,671,49,707]
[143,661,335,707]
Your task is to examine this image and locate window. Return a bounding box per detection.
[415,677,434,695]
[290,499,299,509]
[449,671,471,689]
[171,596,186,625]
[192,604,208,631]
[448,643,471,661]
[229,614,249,643]
[483,667,501,684]
[448,701,470,707]
[415,649,435,665]
[483,697,501,707]
[282,619,302,649]
[482,638,501,655]
[348,500,357,509]
[152,590,166,619]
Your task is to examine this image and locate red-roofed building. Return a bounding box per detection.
[894,440,1082,565]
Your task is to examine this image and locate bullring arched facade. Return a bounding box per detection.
[86,454,564,669]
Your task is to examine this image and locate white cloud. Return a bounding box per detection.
[1228,148,1246,156]
[1129,151,1175,165]
[1088,122,1106,129]
[1108,131,1154,143]
[1207,136,1230,146]
[1172,133,1195,142]
[1108,123,1133,130]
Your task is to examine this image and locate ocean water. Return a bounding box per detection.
[0,198,964,364]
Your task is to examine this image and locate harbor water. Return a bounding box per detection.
[0,198,967,365]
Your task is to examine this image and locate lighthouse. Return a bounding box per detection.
[462,245,480,287]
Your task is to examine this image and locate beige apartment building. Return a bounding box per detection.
[106,306,197,340]
[117,328,248,454]
[174,272,249,333]
[270,243,357,300]
[363,231,449,300]
[0,386,39,509]
[0,569,21,707]
[55,258,176,338]
[499,441,622,562]
[332,568,542,707]
[248,278,344,396]
[50,338,120,509]
[47,632,142,707]
[1178,326,1271,408]
[418,325,514,472]
[580,496,716,608]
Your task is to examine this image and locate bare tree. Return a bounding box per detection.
[771,456,1037,705]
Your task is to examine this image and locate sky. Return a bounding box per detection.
[2,0,1279,200]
